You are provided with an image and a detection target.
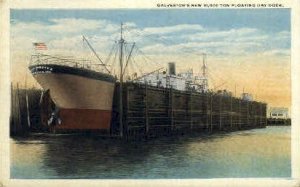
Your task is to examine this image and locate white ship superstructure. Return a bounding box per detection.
[135,61,209,92]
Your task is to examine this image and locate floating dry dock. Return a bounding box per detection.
[10,82,267,138]
[109,83,267,138]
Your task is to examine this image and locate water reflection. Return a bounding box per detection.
[11,126,291,179]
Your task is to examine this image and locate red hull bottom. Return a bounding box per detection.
[54,109,112,130]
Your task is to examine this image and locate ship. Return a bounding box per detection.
[28,26,129,132]
[29,24,267,135]
[29,54,116,131]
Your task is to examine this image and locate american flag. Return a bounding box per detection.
[33,42,47,50]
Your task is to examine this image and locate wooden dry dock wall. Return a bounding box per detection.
[111,82,267,138]
[10,85,43,135]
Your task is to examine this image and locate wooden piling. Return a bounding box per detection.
[169,88,174,131]
[230,96,233,130]
[210,94,213,132]
[206,93,209,130]
[190,92,193,130]
[238,99,241,129]
[219,95,222,130]
[125,85,129,139]
[247,101,249,127]
[259,102,262,127]
[145,83,149,137]
[16,84,22,133]
[25,89,31,128]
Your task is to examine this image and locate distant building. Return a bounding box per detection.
[269,107,289,119]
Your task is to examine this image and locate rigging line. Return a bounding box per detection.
[214,81,228,90]
[126,28,201,64]
[123,43,131,77]
[130,56,141,76]
[126,30,168,58]
[124,43,128,57]
[127,28,198,57]
[134,44,155,63]
[124,29,174,61]
[120,42,134,75]
[134,45,160,68]
[109,47,117,73]
[127,27,200,57]
[126,28,175,47]
[105,43,117,65]
[128,57,140,79]
[129,56,140,76]
[133,47,149,65]
[131,55,144,76]
[205,70,216,83]
[128,34,177,63]
[208,78,216,91]
[123,43,135,76]
[206,71,228,91]
[206,67,229,84]
[126,57,132,78]
[206,66,239,92]
[127,54,137,79]
[134,50,157,72]
[125,27,207,74]
[123,45,132,76]
[82,35,110,73]
[110,43,119,74]
[131,47,148,75]
[205,71,218,89]
[209,63,236,85]
[133,59,144,75]
[213,59,245,92]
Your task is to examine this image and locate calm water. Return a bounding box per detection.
[10,126,291,179]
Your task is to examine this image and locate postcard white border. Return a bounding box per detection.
[1,0,299,186]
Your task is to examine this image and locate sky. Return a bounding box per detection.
[10,9,291,110]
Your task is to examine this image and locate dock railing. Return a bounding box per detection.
[30,53,108,73]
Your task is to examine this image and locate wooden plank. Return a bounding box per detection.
[190,92,193,130]
[169,88,174,131]
[210,94,213,132]
[145,84,149,136]
[219,95,222,130]
[230,96,233,129]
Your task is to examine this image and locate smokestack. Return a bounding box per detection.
[168,62,176,75]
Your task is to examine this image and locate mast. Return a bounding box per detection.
[202,53,207,78]
[119,23,124,137]
[201,53,208,91]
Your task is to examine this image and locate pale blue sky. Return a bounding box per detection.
[11,9,290,32]
[10,9,291,57]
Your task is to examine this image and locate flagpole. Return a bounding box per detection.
[33,42,48,64]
